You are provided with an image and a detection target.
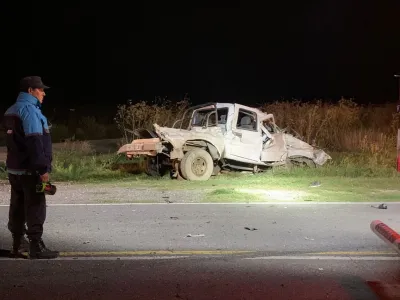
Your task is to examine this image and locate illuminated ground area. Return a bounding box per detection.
[1,174,399,204]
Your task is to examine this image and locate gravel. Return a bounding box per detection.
[0,180,207,205]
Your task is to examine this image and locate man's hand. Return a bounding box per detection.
[40,172,49,183]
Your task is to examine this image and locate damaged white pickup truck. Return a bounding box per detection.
[117,102,331,181]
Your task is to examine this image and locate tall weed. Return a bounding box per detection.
[114,98,190,143]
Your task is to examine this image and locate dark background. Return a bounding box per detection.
[1,1,400,120]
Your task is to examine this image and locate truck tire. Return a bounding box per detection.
[180,148,214,181]
[144,156,168,177]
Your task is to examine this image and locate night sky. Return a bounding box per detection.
[2,1,400,117]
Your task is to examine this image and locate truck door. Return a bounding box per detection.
[228,108,263,162]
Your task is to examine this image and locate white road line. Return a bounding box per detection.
[1,202,399,207]
[0,255,191,261]
[1,255,399,261]
[245,256,400,261]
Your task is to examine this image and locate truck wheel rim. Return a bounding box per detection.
[191,157,207,176]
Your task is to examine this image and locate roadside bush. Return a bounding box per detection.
[114,97,190,143]
[259,99,398,170]
[259,98,398,152]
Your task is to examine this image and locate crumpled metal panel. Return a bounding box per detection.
[284,134,332,165]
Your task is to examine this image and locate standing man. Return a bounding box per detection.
[3,76,59,259]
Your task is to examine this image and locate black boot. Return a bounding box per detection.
[9,234,27,258]
[28,239,59,259]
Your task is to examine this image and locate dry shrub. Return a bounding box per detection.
[260,99,360,147]
[115,97,190,143]
[260,98,398,156]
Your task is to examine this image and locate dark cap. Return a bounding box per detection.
[19,76,50,90]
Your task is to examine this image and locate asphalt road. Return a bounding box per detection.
[1,257,400,300]
[0,203,400,299]
[1,202,398,253]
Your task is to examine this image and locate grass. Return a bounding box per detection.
[198,174,400,202]
[0,140,139,182]
[3,148,399,203]
[2,150,398,184]
[47,140,144,182]
[47,150,398,203]
[86,171,400,203]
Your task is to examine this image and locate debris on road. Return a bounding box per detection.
[305,237,315,241]
[186,234,205,237]
[170,217,179,220]
[244,227,258,231]
[371,203,387,209]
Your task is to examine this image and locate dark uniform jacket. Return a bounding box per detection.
[2,92,52,175]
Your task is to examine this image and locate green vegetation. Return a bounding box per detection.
[0,140,399,203]
[201,176,400,203]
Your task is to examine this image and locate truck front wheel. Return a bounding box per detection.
[180,149,214,181]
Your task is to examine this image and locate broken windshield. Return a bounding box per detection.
[191,108,229,128]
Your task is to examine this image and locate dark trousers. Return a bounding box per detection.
[7,173,46,240]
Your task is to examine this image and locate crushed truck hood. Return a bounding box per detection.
[284,134,331,165]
